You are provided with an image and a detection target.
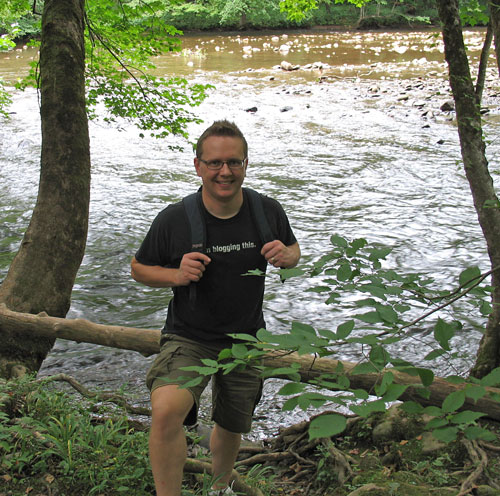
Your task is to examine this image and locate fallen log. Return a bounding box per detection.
[1,303,500,420]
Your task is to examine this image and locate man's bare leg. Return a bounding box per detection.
[149,385,194,496]
[210,423,241,490]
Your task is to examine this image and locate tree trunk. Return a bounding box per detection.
[0,0,90,378]
[491,0,500,75]
[2,304,500,421]
[475,22,493,102]
[436,0,500,379]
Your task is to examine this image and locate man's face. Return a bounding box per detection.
[194,135,247,203]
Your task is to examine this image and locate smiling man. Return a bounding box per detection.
[131,120,300,496]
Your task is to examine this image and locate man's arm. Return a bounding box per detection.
[261,241,301,269]
[131,252,211,288]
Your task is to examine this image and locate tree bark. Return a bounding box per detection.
[490,0,500,75]
[475,22,493,102]
[2,304,500,421]
[436,0,500,378]
[0,0,90,378]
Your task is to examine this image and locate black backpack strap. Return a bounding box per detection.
[244,187,274,245]
[182,190,206,253]
[182,190,206,308]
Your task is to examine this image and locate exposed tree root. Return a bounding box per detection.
[456,439,488,496]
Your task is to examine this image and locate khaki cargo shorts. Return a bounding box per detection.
[146,334,263,433]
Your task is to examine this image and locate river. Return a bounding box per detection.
[1,28,499,439]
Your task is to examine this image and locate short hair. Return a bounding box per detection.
[195,120,248,159]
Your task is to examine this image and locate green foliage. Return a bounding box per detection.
[13,0,212,143]
[234,234,497,442]
[0,375,154,495]
[83,0,212,142]
[459,0,489,26]
[0,78,12,118]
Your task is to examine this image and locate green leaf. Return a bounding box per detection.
[465,385,486,403]
[480,367,500,387]
[231,344,249,359]
[262,367,301,381]
[336,320,354,340]
[177,376,204,388]
[423,406,442,416]
[180,365,219,375]
[330,234,348,248]
[369,345,390,368]
[282,396,299,411]
[377,304,398,324]
[450,411,485,425]
[360,284,388,300]
[350,399,386,417]
[351,362,380,375]
[442,390,466,413]
[368,246,392,261]
[426,418,449,429]
[201,359,219,368]
[306,285,331,293]
[337,262,352,282]
[434,318,456,351]
[351,389,369,400]
[382,384,407,402]
[278,382,307,395]
[458,266,481,287]
[424,349,446,360]
[464,425,497,441]
[400,401,424,414]
[279,267,305,280]
[291,321,316,336]
[480,300,492,316]
[432,426,458,443]
[356,311,383,324]
[317,328,337,340]
[417,368,435,387]
[308,413,347,440]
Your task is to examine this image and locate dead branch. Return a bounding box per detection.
[3,304,500,421]
[37,373,151,416]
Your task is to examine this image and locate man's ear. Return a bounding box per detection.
[194,157,202,177]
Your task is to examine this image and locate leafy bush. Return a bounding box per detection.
[0,375,154,495]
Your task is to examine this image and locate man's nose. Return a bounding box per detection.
[219,162,232,173]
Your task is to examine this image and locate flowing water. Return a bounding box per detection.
[1,28,499,439]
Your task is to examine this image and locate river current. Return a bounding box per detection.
[1,28,499,439]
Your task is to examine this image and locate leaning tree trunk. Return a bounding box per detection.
[491,0,500,75]
[0,0,90,378]
[436,0,500,378]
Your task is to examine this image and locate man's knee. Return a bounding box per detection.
[151,385,195,431]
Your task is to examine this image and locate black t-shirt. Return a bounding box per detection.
[135,189,297,343]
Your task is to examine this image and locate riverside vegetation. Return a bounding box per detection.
[2,235,500,495]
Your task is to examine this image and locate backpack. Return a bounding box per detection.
[182,187,276,307]
[182,187,275,254]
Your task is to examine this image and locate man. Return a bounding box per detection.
[131,120,300,496]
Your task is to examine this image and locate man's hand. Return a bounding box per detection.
[131,253,211,288]
[261,241,300,269]
[176,252,212,286]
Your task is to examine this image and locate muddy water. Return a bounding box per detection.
[0,28,499,439]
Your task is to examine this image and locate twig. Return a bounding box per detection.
[37,373,151,416]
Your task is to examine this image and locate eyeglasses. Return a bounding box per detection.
[198,158,246,170]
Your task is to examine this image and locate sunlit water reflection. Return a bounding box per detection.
[1,28,499,439]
